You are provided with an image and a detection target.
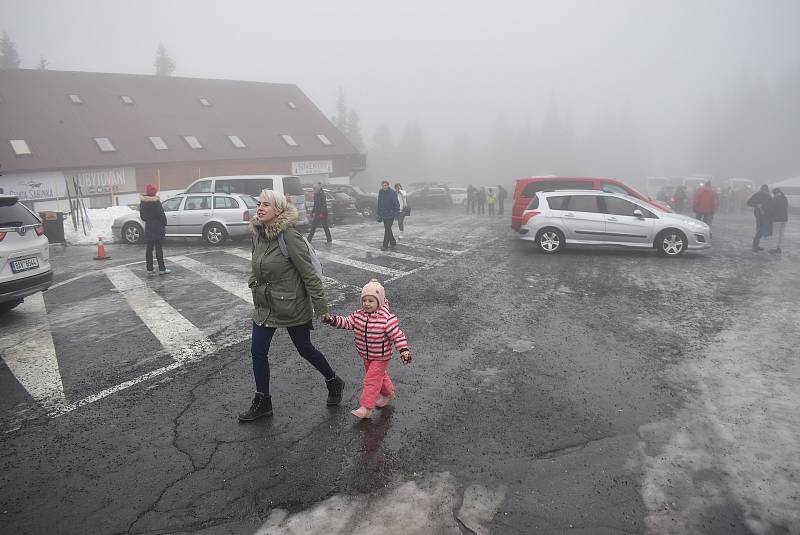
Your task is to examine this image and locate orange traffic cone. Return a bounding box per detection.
[94,236,111,260]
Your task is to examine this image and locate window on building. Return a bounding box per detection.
[93,137,116,152]
[199,98,212,107]
[316,134,333,146]
[9,139,32,155]
[148,136,169,150]
[227,135,246,148]
[120,95,135,105]
[287,101,297,109]
[280,134,298,147]
[183,135,203,150]
[68,94,83,104]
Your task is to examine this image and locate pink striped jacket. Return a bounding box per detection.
[329,300,409,361]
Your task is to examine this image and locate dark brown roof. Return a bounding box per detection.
[0,69,359,173]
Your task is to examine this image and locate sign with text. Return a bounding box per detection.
[0,171,63,201]
[291,160,333,176]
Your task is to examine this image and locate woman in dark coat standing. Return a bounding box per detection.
[139,183,170,275]
[377,180,400,251]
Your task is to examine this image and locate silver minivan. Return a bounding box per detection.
[183,175,309,227]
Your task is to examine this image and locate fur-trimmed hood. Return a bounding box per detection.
[140,195,160,202]
[250,203,299,240]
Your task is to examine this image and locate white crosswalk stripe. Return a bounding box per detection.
[170,255,252,302]
[328,239,430,263]
[314,250,406,277]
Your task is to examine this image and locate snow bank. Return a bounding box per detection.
[62,206,136,245]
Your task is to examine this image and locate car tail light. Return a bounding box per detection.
[522,211,540,225]
[35,225,45,236]
[243,210,250,222]
[0,231,6,242]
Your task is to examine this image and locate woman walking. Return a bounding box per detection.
[239,190,345,422]
[139,183,171,275]
[377,180,400,251]
[394,183,408,238]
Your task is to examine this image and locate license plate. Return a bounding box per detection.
[10,256,39,273]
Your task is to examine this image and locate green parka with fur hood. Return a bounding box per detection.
[249,203,329,327]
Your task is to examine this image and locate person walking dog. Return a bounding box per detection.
[323,278,411,419]
[139,183,171,275]
[239,190,344,422]
[377,180,400,251]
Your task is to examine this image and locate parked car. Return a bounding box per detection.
[112,193,256,245]
[183,175,309,227]
[407,186,453,209]
[448,187,468,205]
[519,190,711,257]
[0,195,53,313]
[512,176,672,232]
[324,184,378,217]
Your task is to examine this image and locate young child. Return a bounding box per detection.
[322,279,411,419]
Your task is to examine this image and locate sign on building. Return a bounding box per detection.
[291,160,333,176]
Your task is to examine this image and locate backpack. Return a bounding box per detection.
[252,230,324,278]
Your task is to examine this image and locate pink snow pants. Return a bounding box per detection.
[360,359,394,409]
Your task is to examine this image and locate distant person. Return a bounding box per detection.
[322,278,411,419]
[692,181,718,224]
[307,183,332,245]
[486,188,497,216]
[769,188,789,254]
[395,183,408,239]
[467,184,476,214]
[497,185,507,216]
[139,183,171,275]
[673,185,687,213]
[476,187,486,215]
[377,180,400,251]
[747,184,773,252]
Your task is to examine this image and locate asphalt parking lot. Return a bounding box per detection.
[1,209,798,534]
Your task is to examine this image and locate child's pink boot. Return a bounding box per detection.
[351,406,373,419]
[375,393,394,408]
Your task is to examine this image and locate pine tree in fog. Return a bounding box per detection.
[0,31,21,69]
[154,43,176,76]
[346,110,364,151]
[332,87,348,133]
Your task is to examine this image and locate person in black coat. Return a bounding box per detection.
[769,188,789,254]
[139,183,170,275]
[746,184,773,252]
[307,183,332,244]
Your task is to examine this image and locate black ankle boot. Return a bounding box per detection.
[238,393,273,422]
[325,376,345,406]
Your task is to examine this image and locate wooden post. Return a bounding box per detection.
[157,168,161,191]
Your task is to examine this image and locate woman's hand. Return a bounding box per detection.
[321,313,334,325]
[400,349,412,364]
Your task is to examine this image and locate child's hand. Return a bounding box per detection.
[400,349,412,364]
[321,313,334,325]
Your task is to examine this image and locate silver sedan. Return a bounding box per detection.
[112,193,256,246]
[520,190,711,256]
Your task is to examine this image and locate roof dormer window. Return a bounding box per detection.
[199,98,212,107]
[183,135,203,150]
[227,135,246,148]
[93,137,116,152]
[9,139,32,155]
[280,134,298,147]
[316,134,333,146]
[148,136,168,150]
[120,95,135,105]
[69,94,83,104]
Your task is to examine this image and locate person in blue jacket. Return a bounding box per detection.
[376,180,400,251]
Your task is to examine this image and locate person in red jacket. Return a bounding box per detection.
[692,181,718,224]
[323,279,411,419]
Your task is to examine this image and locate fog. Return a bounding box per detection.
[2,0,799,186]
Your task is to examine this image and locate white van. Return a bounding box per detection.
[184,175,309,226]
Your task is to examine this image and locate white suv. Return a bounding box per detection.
[0,195,53,313]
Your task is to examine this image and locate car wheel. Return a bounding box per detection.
[122,222,143,244]
[656,229,687,256]
[361,205,375,217]
[204,223,228,245]
[0,298,24,314]
[537,228,564,253]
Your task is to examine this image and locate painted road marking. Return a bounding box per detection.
[0,292,65,407]
[170,255,251,302]
[227,247,405,278]
[104,266,210,362]
[329,240,429,263]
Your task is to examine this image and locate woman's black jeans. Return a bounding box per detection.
[145,240,165,272]
[250,321,335,394]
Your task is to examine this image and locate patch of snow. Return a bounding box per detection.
[62,206,136,245]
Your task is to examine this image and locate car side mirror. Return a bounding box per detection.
[633,209,644,218]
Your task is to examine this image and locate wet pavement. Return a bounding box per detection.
[1,209,798,534]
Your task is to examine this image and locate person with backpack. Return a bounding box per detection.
[238,189,344,422]
[307,182,332,245]
[139,183,171,276]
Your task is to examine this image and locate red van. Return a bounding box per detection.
[511,176,671,231]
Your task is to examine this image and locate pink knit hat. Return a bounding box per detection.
[145,183,157,196]
[361,278,385,304]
